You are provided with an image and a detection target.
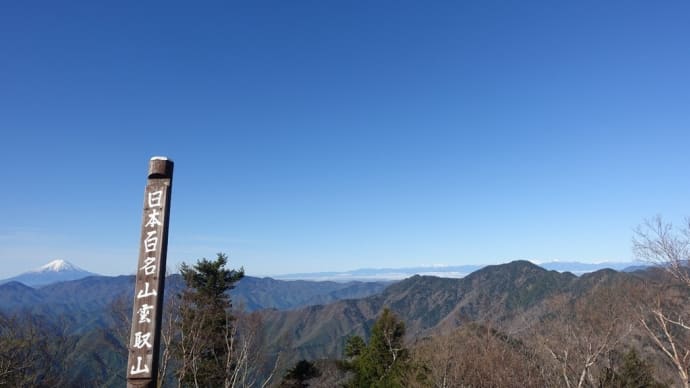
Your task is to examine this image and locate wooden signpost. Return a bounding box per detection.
[127,157,174,388]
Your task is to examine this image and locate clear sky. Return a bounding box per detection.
[1,1,689,279]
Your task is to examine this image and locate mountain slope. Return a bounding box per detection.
[0,260,667,386]
[232,276,388,311]
[0,274,389,321]
[254,261,632,363]
[0,281,44,309]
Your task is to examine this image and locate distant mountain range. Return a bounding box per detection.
[272,260,648,281]
[254,260,664,367]
[0,259,674,386]
[0,273,388,316]
[0,259,650,287]
[0,259,98,287]
[0,272,388,386]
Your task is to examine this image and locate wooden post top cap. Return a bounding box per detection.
[148,157,174,178]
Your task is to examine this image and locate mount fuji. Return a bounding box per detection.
[0,259,98,287]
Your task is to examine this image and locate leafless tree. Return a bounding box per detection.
[225,311,281,388]
[0,312,71,387]
[536,286,635,388]
[174,299,205,387]
[172,304,278,388]
[640,298,690,387]
[157,290,178,388]
[411,323,552,388]
[634,216,690,285]
[634,216,690,388]
[542,320,627,388]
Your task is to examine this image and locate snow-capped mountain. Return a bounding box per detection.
[0,259,98,287]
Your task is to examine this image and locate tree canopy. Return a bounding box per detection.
[175,253,244,387]
[344,308,410,388]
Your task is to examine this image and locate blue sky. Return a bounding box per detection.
[1,1,689,278]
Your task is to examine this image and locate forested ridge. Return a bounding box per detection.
[2,219,690,387]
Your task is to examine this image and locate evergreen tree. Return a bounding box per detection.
[280,359,321,387]
[344,335,366,359]
[344,308,410,388]
[599,349,667,388]
[175,253,244,387]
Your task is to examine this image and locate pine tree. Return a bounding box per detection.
[175,253,244,387]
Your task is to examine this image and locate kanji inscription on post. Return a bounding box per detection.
[127,157,174,388]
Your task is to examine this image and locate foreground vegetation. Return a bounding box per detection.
[2,217,690,387]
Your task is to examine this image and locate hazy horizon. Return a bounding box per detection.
[1,257,646,282]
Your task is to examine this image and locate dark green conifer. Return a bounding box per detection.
[175,253,244,387]
[344,308,410,388]
[599,349,667,388]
